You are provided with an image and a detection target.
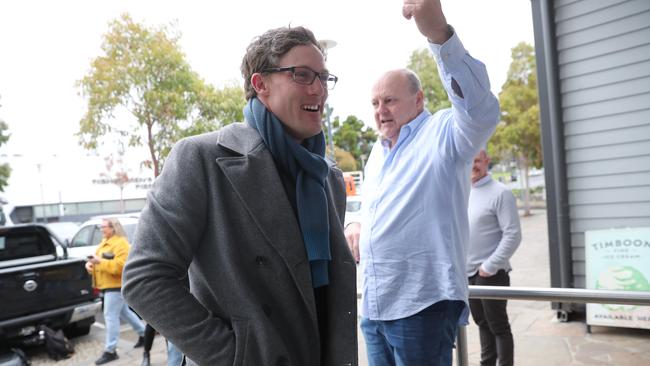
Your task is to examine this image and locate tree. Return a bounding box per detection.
[490,42,541,216]
[334,148,358,172]
[77,14,244,177]
[331,115,377,170]
[0,97,11,192]
[407,49,451,112]
[100,142,130,213]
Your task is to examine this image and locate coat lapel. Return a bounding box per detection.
[214,134,318,327]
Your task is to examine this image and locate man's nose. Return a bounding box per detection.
[308,78,326,95]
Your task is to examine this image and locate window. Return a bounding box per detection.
[0,232,52,261]
[70,225,94,248]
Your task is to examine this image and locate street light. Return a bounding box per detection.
[319,39,337,161]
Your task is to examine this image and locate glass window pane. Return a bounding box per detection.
[71,226,94,247]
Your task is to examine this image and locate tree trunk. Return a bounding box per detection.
[120,187,125,213]
[521,161,531,216]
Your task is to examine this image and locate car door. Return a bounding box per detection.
[68,225,100,258]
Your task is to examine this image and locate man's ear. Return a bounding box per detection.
[415,89,425,110]
[251,73,269,96]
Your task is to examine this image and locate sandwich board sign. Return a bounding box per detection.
[585,227,650,329]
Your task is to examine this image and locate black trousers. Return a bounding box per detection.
[468,270,514,366]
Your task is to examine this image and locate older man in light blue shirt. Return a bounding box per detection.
[345,1,499,365]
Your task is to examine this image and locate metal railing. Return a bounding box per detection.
[456,286,650,366]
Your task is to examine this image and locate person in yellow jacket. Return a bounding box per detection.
[86,218,145,365]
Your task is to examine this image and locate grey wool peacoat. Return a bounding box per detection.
[122,122,358,366]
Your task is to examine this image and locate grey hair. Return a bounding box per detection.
[403,69,422,94]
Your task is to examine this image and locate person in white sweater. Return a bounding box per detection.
[467,150,522,366]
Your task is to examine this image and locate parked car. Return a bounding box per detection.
[0,225,100,345]
[344,195,362,227]
[45,221,80,243]
[67,215,139,259]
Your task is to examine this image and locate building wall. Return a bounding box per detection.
[553,0,650,288]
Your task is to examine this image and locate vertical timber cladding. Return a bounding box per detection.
[554,0,650,302]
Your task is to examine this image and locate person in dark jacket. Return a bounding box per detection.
[122,25,357,366]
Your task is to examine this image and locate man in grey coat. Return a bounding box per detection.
[122,26,357,366]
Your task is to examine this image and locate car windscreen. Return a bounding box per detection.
[0,228,54,261]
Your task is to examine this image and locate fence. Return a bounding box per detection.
[456,286,650,366]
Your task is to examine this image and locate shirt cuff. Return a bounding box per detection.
[428,25,466,66]
[480,263,496,276]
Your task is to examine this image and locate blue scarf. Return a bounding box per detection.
[244,98,331,288]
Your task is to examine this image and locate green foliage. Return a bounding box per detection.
[77,14,244,177]
[490,42,542,215]
[179,82,245,140]
[407,49,451,112]
[331,115,377,170]
[0,98,11,192]
[334,148,358,172]
[490,42,542,170]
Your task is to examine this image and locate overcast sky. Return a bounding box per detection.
[0,0,534,159]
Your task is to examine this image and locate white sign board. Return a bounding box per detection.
[585,227,650,329]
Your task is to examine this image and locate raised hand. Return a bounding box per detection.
[402,0,450,44]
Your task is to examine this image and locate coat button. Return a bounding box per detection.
[255,256,266,265]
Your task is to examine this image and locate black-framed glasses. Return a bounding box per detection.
[262,66,338,90]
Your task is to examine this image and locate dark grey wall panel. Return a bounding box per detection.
[563,93,650,121]
[564,124,650,149]
[568,171,650,190]
[573,261,585,276]
[562,76,650,107]
[559,43,650,78]
[555,0,646,34]
[555,0,627,22]
[569,186,650,205]
[567,155,650,177]
[563,109,649,135]
[558,27,650,64]
[561,60,650,93]
[571,217,650,233]
[566,141,650,163]
[557,11,650,50]
[570,202,650,219]
[539,0,650,297]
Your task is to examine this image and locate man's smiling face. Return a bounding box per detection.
[256,44,328,142]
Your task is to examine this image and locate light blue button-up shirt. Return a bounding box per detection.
[359,31,499,323]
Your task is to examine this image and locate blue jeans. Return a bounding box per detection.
[361,300,465,366]
[167,341,183,366]
[103,290,145,352]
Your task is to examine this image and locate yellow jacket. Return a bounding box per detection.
[92,235,130,290]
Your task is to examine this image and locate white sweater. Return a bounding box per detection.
[466,175,522,277]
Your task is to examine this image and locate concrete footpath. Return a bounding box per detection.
[357,209,650,365]
[29,210,649,365]
[460,209,650,365]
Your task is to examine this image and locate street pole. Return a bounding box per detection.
[319,39,337,161]
[325,104,335,161]
[36,162,46,223]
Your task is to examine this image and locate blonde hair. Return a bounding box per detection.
[103,218,128,239]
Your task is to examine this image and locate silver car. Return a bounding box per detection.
[67,215,139,259]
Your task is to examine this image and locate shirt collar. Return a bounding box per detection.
[380,109,432,148]
[472,173,492,188]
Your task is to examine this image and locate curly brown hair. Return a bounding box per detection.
[240,26,323,100]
